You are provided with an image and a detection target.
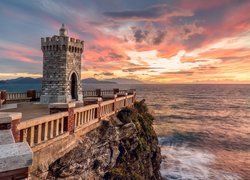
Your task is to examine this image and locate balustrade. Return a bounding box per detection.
[127,95,134,106]
[3,89,132,102]
[116,97,126,110]
[14,90,136,149]
[83,90,97,97]
[7,92,29,100]
[74,104,98,128]
[100,100,115,117]
[18,112,68,147]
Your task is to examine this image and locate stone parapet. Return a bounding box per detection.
[49,102,76,134]
[0,112,32,179]
[0,112,22,142]
[49,102,76,109]
[102,94,117,101]
[0,130,14,145]
[83,97,102,106]
[0,142,32,173]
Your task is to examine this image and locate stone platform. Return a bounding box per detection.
[0,101,85,121]
[0,102,49,121]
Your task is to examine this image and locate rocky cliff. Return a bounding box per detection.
[47,100,161,179]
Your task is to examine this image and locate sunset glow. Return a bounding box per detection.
[0,0,249,83]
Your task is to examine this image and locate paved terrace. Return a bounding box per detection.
[1,103,49,121]
[0,89,136,179]
[0,89,133,121]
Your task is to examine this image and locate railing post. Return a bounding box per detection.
[97,98,103,121]
[0,91,2,109]
[27,89,37,101]
[83,97,103,121]
[133,91,136,103]
[96,89,101,97]
[114,95,117,112]
[1,90,7,103]
[0,112,22,142]
[49,102,76,134]
[125,93,128,107]
[128,89,136,103]
[113,88,119,95]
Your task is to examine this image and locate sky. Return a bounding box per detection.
[0,0,250,84]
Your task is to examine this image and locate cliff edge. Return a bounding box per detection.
[47,100,161,179]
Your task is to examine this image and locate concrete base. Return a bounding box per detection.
[0,142,33,172]
[0,103,17,111]
[40,93,83,104]
[40,95,68,104]
[49,102,76,109]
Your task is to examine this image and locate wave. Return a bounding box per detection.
[160,144,241,180]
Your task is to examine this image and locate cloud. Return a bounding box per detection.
[1,0,250,83]
[133,29,149,43]
[152,30,167,45]
[180,23,205,40]
[103,4,193,21]
[162,71,194,76]
[130,26,167,45]
[108,52,124,61]
[98,57,105,62]
[94,72,114,76]
[122,67,163,72]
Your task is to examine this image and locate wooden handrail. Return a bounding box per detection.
[74,104,99,128]
[74,104,99,113]
[17,112,68,147]
[100,99,115,106]
[17,112,68,129]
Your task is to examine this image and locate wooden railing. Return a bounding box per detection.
[2,89,131,102]
[119,90,128,94]
[116,96,126,110]
[74,104,99,128]
[82,89,128,97]
[127,95,134,106]
[7,92,30,101]
[18,112,68,147]
[83,90,97,97]
[100,90,114,96]
[100,99,115,117]
[36,91,41,99]
[0,91,3,108]
[16,91,136,150]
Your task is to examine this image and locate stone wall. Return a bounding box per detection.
[32,100,161,179]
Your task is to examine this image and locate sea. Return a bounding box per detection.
[1,83,249,180]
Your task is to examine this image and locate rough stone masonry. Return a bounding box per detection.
[40,24,84,103]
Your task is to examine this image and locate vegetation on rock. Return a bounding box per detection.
[47,100,161,179]
[105,100,161,179]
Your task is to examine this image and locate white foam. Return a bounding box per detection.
[160,145,241,180]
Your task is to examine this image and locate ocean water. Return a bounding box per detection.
[1,84,249,179]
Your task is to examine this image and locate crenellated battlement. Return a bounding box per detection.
[41,35,84,53]
[41,36,83,44]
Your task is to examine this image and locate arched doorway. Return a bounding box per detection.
[70,73,77,100]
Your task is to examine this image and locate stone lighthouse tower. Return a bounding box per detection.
[40,24,84,103]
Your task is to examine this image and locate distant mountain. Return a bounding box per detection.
[0,77,42,84]
[0,77,142,84]
[104,78,143,84]
[82,78,116,84]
